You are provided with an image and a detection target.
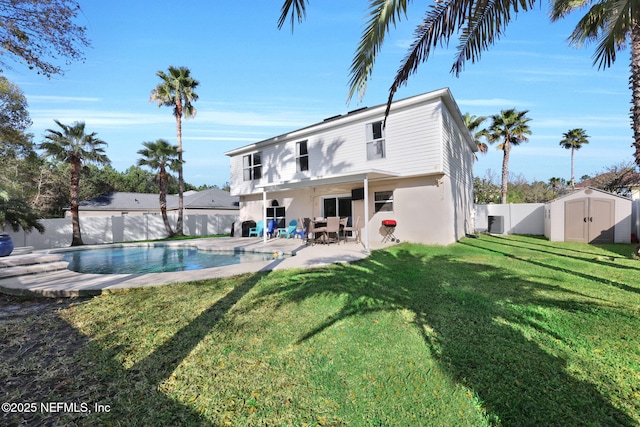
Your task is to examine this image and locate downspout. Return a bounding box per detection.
[364,175,370,252]
[263,189,267,244]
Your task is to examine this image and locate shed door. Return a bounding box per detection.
[564,198,615,243]
[589,198,615,243]
[565,199,588,242]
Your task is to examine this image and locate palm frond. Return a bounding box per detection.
[383,0,475,117]
[348,0,411,102]
[384,0,538,118]
[453,0,537,76]
[550,0,591,20]
[278,0,309,31]
[564,0,633,69]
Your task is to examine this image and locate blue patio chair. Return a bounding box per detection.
[277,220,297,239]
[294,217,310,241]
[266,219,277,238]
[248,220,263,237]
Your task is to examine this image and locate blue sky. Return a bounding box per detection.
[4,1,633,188]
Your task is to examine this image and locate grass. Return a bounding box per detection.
[1,234,639,426]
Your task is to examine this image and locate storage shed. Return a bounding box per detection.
[544,187,632,243]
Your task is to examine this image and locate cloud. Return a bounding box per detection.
[27,95,101,103]
[457,98,529,107]
[533,115,630,129]
[27,102,326,134]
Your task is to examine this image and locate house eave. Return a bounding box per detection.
[254,169,400,193]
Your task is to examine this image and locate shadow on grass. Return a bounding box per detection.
[464,236,640,295]
[1,269,270,426]
[487,234,639,270]
[251,246,636,426]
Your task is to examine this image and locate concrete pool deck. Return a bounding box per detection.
[0,237,384,298]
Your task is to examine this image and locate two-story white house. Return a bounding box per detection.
[225,88,477,249]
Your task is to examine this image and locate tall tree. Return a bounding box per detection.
[137,139,180,237]
[278,0,640,172]
[559,128,590,188]
[464,113,488,156]
[0,193,45,234]
[550,0,640,168]
[278,0,537,110]
[150,66,199,236]
[0,0,89,77]
[0,75,46,233]
[486,109,532,204]
[39,121,109,246]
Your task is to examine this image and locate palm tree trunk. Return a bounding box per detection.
[571,147,575,189]
[631,23,640,167]
[158,168,174,237]
[70,158,83,246]
[175,113,184,236]
[501,142,510,204]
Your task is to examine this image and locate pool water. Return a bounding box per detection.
[62,246,282,274]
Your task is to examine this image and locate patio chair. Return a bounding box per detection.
[324,216,341,244]
[293,218,308,240]
[266,220,277,238]
[342,216,361,243]
[309,218,324,245]
[277,220,297,239]
[338,217,348,243]
[248,220,264,238]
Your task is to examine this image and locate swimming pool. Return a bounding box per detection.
[62,246,282,274]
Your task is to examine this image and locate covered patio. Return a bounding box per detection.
[253,169,399,252]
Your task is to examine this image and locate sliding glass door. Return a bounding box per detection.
[323,196,353,226]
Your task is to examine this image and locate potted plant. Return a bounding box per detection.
[0,191,45,256]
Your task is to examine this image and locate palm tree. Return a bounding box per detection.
[550,0,640,168]
[559,128,590,188]
[464,113,488,156]
[137,139,180,237]
[486,109,532,204]
[150,66,199,236]
[39,120,109,246]
[0,191,45,234]
[278,0,640,170]
[278,0,537,109]
[549,177,567,194]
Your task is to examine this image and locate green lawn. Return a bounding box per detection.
[1,234,639,426]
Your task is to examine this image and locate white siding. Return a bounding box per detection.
[441,105,476,238]
[228,92,459,197]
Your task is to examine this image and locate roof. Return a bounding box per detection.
[181,187,239,209]
[77,188,239,211]
[546,187,632,204]
[224,88,475,156]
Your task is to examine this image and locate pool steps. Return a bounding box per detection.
[0,253,68,279]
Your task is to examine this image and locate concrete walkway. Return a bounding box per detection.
[0,237,382,298]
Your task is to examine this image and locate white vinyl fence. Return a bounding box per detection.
[633,199,640,241]
[474,203,546,235]
[5,213,239,250]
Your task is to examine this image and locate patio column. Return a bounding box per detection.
[364,175,370,252]
[263,188,267,244]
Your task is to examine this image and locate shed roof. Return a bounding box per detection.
[546,187,632,205]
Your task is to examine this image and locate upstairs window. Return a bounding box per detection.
[243,152,262,181]
[366,121,385,160]
[374,191,393,213]
[296,140,308,172]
